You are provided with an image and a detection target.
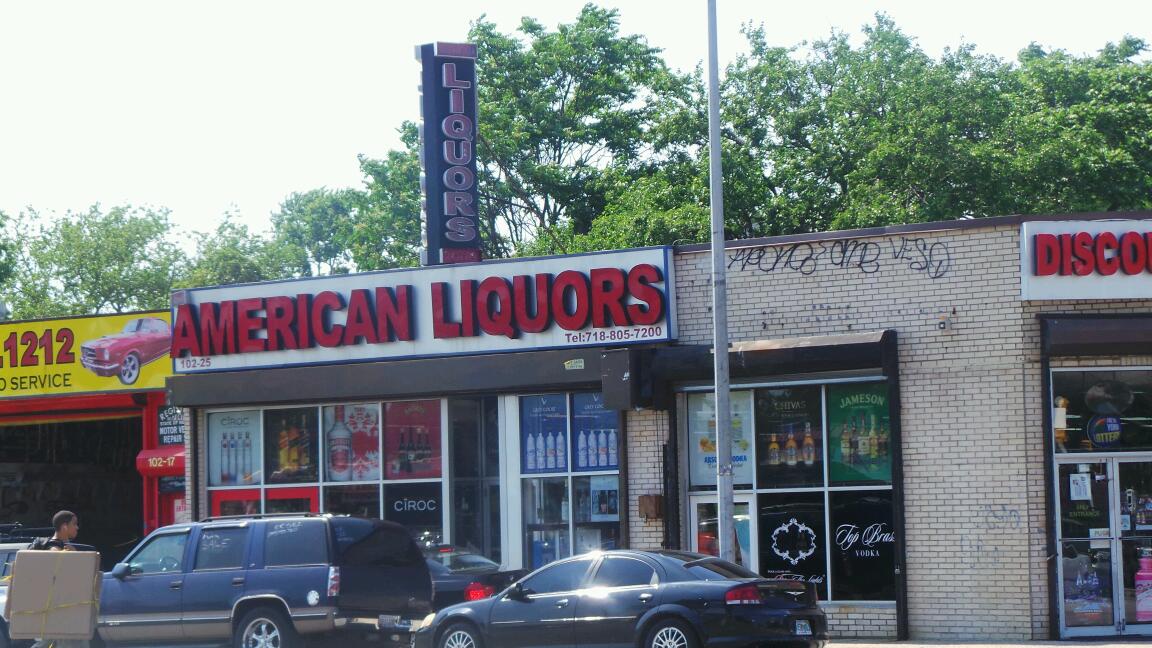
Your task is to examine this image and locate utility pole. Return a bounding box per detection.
[706,0,735,563]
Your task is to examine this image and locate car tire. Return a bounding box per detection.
[234,606,301,648]
[644,618,698,648]
[118,352,141,385]
[438,622,483,648]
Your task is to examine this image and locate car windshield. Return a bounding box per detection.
[121,320,142,333]
[424,547,500,573]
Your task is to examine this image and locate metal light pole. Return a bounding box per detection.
[706,0,735,564]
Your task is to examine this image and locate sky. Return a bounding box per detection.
[1,0,1149,243]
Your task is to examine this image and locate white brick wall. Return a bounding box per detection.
[622,221,1152,640]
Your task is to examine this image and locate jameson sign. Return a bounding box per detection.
[171,248,674,373]
[418,42,481,265]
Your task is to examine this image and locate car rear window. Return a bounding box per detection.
[331,518,423,567]
[681,557,759,580]
[264,519,329,566]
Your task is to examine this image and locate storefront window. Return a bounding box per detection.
[686,391,754,488]
[757,492,827,600]
[207,410,263,486]
[384,400,442,479]
[264,408,319,484]
[1053,370,1152,453]
[827,383,892,486]
[829,491,896,600]
[685,379,896,603]
[322,403,381,482]
[755,386,823,488]
[520,393,621,568]
[325,484,381,518]
[264,486,318,513]
[385,482,443,547]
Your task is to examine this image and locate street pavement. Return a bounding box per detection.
[834,643,1142,648]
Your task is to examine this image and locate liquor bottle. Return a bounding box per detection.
[400,429,412,474]
[555,430,567,470]
[421,431,432,464]
[878,419,889,457]
[767,433,781,466]
[855,414,869,467]
[327,405,353,482]
[278,418,292,473]
[840,422,853,465]
[297,415,311,472]
[801,422,816,466]
[534,430,546,470]
[784,428,799,466]
[241,431,252,483]
[868,414,879,463]
[576,429,588,468]
[607,428,618,467]
[587,431,598,468]
[220,432,232,484]
[545,429,557,469]
[527,431,537,471]
[598,429,609,467]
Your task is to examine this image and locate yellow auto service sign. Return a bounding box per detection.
[0,310,172,399]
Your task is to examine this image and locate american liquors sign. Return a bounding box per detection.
[170,247,675,373]
[1021,220,1152,300]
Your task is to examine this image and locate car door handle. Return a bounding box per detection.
[638,593,653,603]
[169,581,182,590]
[555,598,569,608]
[231,577,245,586]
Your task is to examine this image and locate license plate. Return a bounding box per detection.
[794,620,812,636]
[379,615,413,630]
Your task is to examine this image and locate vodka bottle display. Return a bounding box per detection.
[241,431,252,483]
[587,431,598,468]
[327,405,353,482]
[607,428,618,467]
[597,429,609,467]
[534,430,546,470]
[227,431,238,485]
[576,430,588,468]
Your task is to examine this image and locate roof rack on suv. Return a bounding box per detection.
[197,512,334,523]
[0,523,54,543]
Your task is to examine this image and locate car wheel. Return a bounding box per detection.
[118,352,141,385]
[438,622,483,648]
[645,619,698,648]
[234,606,301,648]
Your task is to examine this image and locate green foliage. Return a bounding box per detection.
[352,122,423,270]
[270,187,359,276]
[6,205,184,318]
[177,215,302,289]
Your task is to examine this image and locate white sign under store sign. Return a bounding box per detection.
[1020,220,1152,300]
[170,247,675,373]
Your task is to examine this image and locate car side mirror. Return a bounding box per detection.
[110,563,131,580]
[507,582,531,601]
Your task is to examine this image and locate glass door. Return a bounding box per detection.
[1057,461,1116,636]
[1117,460,1152,635]
[689,495,756,571]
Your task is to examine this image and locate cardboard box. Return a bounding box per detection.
[3,550,101,640]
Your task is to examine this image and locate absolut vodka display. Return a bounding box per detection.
[571,393,619,472]
[520,394,568,474]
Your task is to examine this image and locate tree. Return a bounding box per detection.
[270,188,359,276]
[5,205,184,318]
[351,123,423,270]
[177,215,303,289]
[471,4,677,255]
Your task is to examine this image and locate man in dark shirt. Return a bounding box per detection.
[28,510,79,552]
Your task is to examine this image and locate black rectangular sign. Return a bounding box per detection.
[418,42,481,265]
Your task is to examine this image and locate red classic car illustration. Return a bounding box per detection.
[80,317,171,385]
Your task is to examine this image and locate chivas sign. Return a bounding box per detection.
[170,248,675,373]
[418,42,481,265]
[1021,220,1152,300]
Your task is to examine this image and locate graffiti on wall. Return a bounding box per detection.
[728,236,953,279]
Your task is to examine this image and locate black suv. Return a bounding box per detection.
[97,514,432,648]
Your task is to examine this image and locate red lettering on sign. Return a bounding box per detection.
[513,274,551,334]
[1033,230,1152,278]
[375,286,414,342]
[200,302,237,356]
[477,277,516,339]
[589,267,628,327]
[1095,232,1119,276]
[627,264,666,326]
[296,293,314,348]
[1033,234,1059,276]
[312,291,345,348]
[171,304,202,357]
[431,282,461,339]
[236,298,267,354]
[265,296,296,351]
[459,280,479,338]
[552,271,591,331]
[343,289,378,346]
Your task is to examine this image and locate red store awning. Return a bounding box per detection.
[136,445,185,477]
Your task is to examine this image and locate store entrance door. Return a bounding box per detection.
[1057,458,1152,637]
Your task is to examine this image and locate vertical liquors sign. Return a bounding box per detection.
[418,42,481,265]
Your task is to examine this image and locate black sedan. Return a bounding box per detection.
[425,545,527,610]
[413,549,826,648]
